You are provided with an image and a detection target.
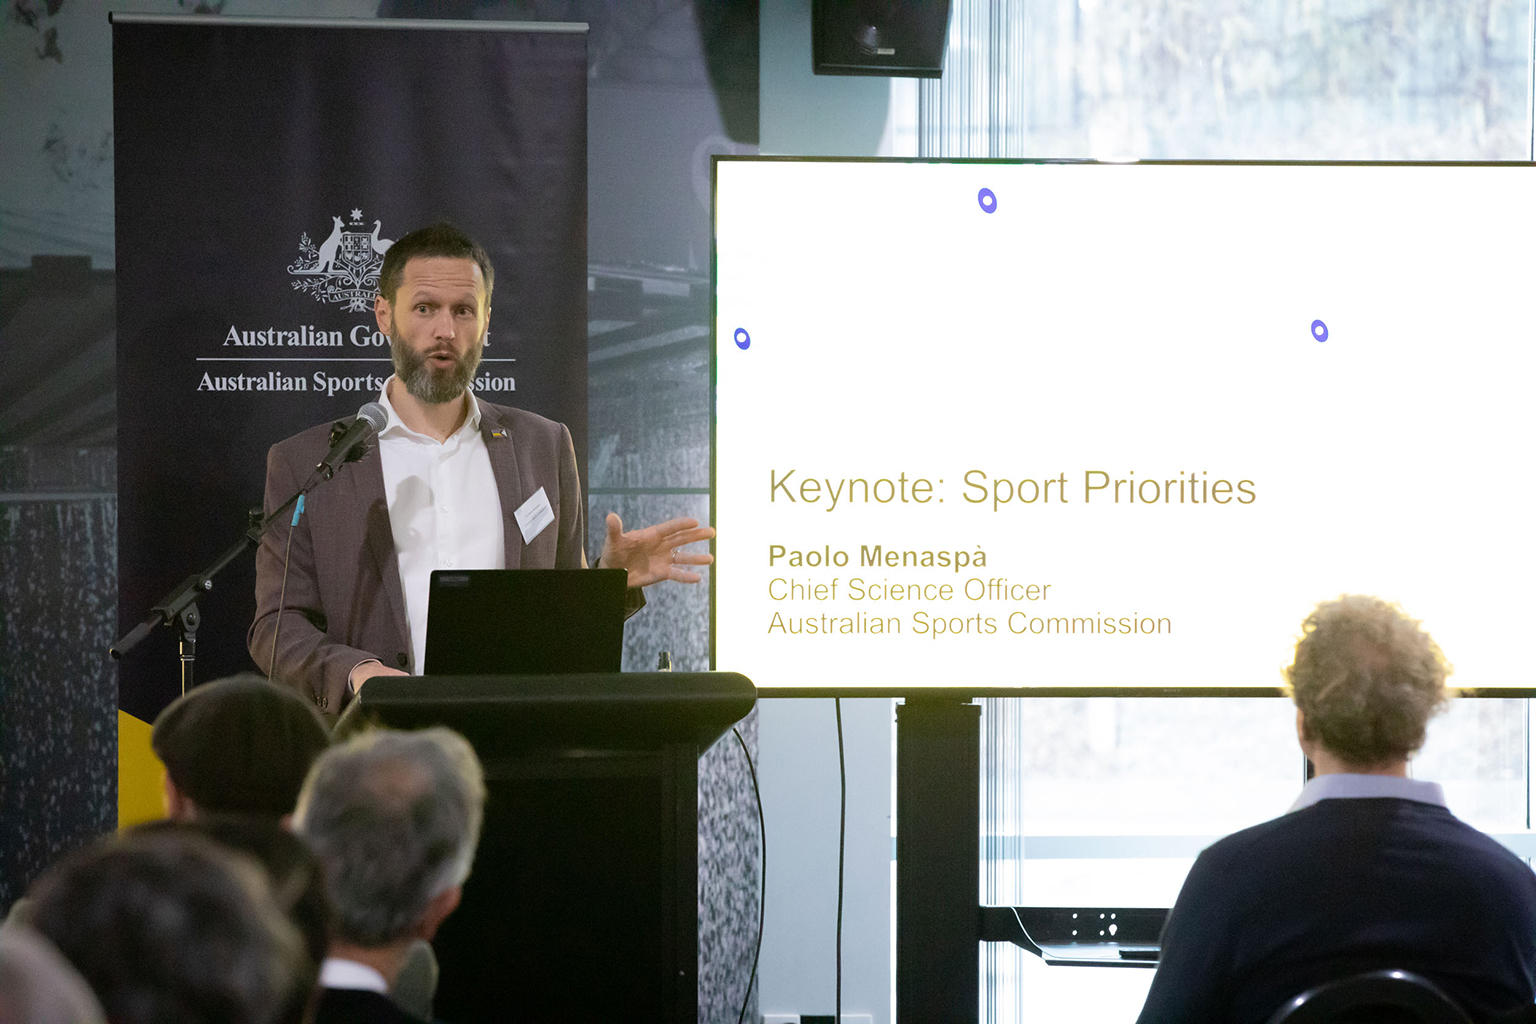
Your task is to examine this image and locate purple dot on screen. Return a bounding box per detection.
[734,328,751,350]
[978,188,997,213]
[1311,320,1328,343]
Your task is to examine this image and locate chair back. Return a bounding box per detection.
[1264,970,1473,1024]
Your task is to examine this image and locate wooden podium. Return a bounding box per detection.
[338,671,757,1024]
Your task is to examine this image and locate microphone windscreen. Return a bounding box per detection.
[356,401,388,432]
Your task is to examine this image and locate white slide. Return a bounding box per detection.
[714,160,1536,692]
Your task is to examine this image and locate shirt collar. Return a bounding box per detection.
[1289,772,1447,813]
[377,375,482,441]
[319,957,389,993]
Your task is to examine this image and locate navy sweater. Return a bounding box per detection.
[1136,798,1536,1024]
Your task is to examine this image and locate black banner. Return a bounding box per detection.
[113,17,588,720]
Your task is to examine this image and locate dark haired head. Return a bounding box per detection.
[151,672,331,818]
[26,830,313,1024]
[376,222,494,305]
[134,816,331,970]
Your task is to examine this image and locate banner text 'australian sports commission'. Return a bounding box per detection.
[197,372,517,397]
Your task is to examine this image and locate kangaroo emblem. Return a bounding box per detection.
[288,209,396,312]
[310,216,345,274]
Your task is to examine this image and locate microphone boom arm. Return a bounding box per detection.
[110,405,385,685]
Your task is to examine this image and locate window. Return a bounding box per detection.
[899,1,1536,1019]
[982,696,1531,1021]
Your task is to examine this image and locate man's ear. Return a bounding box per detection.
[163,773,196,822]
[1295,707,1315,758]
[415,885,462,942]
[374,293,392,335]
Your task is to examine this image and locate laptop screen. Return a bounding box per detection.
[424,569,628,675]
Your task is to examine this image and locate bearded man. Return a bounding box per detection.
[248,223,712,715]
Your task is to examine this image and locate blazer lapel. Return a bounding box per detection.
[351,442,411,652]
[482,405,526,569]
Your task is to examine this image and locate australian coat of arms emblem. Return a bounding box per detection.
[287,209,394,312]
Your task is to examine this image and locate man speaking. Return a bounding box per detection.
[248,223,712,713]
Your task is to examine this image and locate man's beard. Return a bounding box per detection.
[390,326,482,405]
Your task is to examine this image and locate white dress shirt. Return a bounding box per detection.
[319,957,389,993]
[377,378,505,674]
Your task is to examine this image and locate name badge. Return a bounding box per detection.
[514,486,555,545]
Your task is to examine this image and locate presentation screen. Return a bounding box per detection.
[712,159,1535,692]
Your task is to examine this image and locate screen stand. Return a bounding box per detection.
[896,697,981,1024]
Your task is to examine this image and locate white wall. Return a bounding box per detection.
[760,0,896,158]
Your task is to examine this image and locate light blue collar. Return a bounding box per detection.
[1289,772,1447,813]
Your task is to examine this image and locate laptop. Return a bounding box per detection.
[423,568,628,675]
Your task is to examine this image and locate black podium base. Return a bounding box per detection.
[435,746,696,1023]
[338,672,755,1024]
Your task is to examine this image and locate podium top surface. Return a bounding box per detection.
[337,671,757,752]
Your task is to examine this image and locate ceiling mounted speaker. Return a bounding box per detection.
[813,0,952,78]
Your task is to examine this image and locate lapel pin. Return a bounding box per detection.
[490,429,507,439]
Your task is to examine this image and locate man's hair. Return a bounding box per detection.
[294,728,485,948]
[376,222,495,305]
[24,831,312,1024]
[1285,595,1451,766]
[151,673,331,817]
[135,816,331,971]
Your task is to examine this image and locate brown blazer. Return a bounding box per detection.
[248,400,622,715]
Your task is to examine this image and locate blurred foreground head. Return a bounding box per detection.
[25,831,313,1024]
[0,925,105,1024]
[1286,595,1451,768]
[134,815,331,971]
[295,727,485,949]
[152,672,331,820]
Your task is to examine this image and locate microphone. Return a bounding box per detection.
[310,401,387,485]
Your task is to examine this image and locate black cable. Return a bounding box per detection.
[835,696,846,1024]
[734,724,766,1024]
[267,494,303,684]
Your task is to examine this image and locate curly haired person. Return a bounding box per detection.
[1137,596,1536,1024]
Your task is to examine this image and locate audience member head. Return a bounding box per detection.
[151,672,331,821]
[0,925,105,1024]
[295,728,485,956]
[1285,595,1451,770]
[135,816,331,970]
[24,830,312,1024]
